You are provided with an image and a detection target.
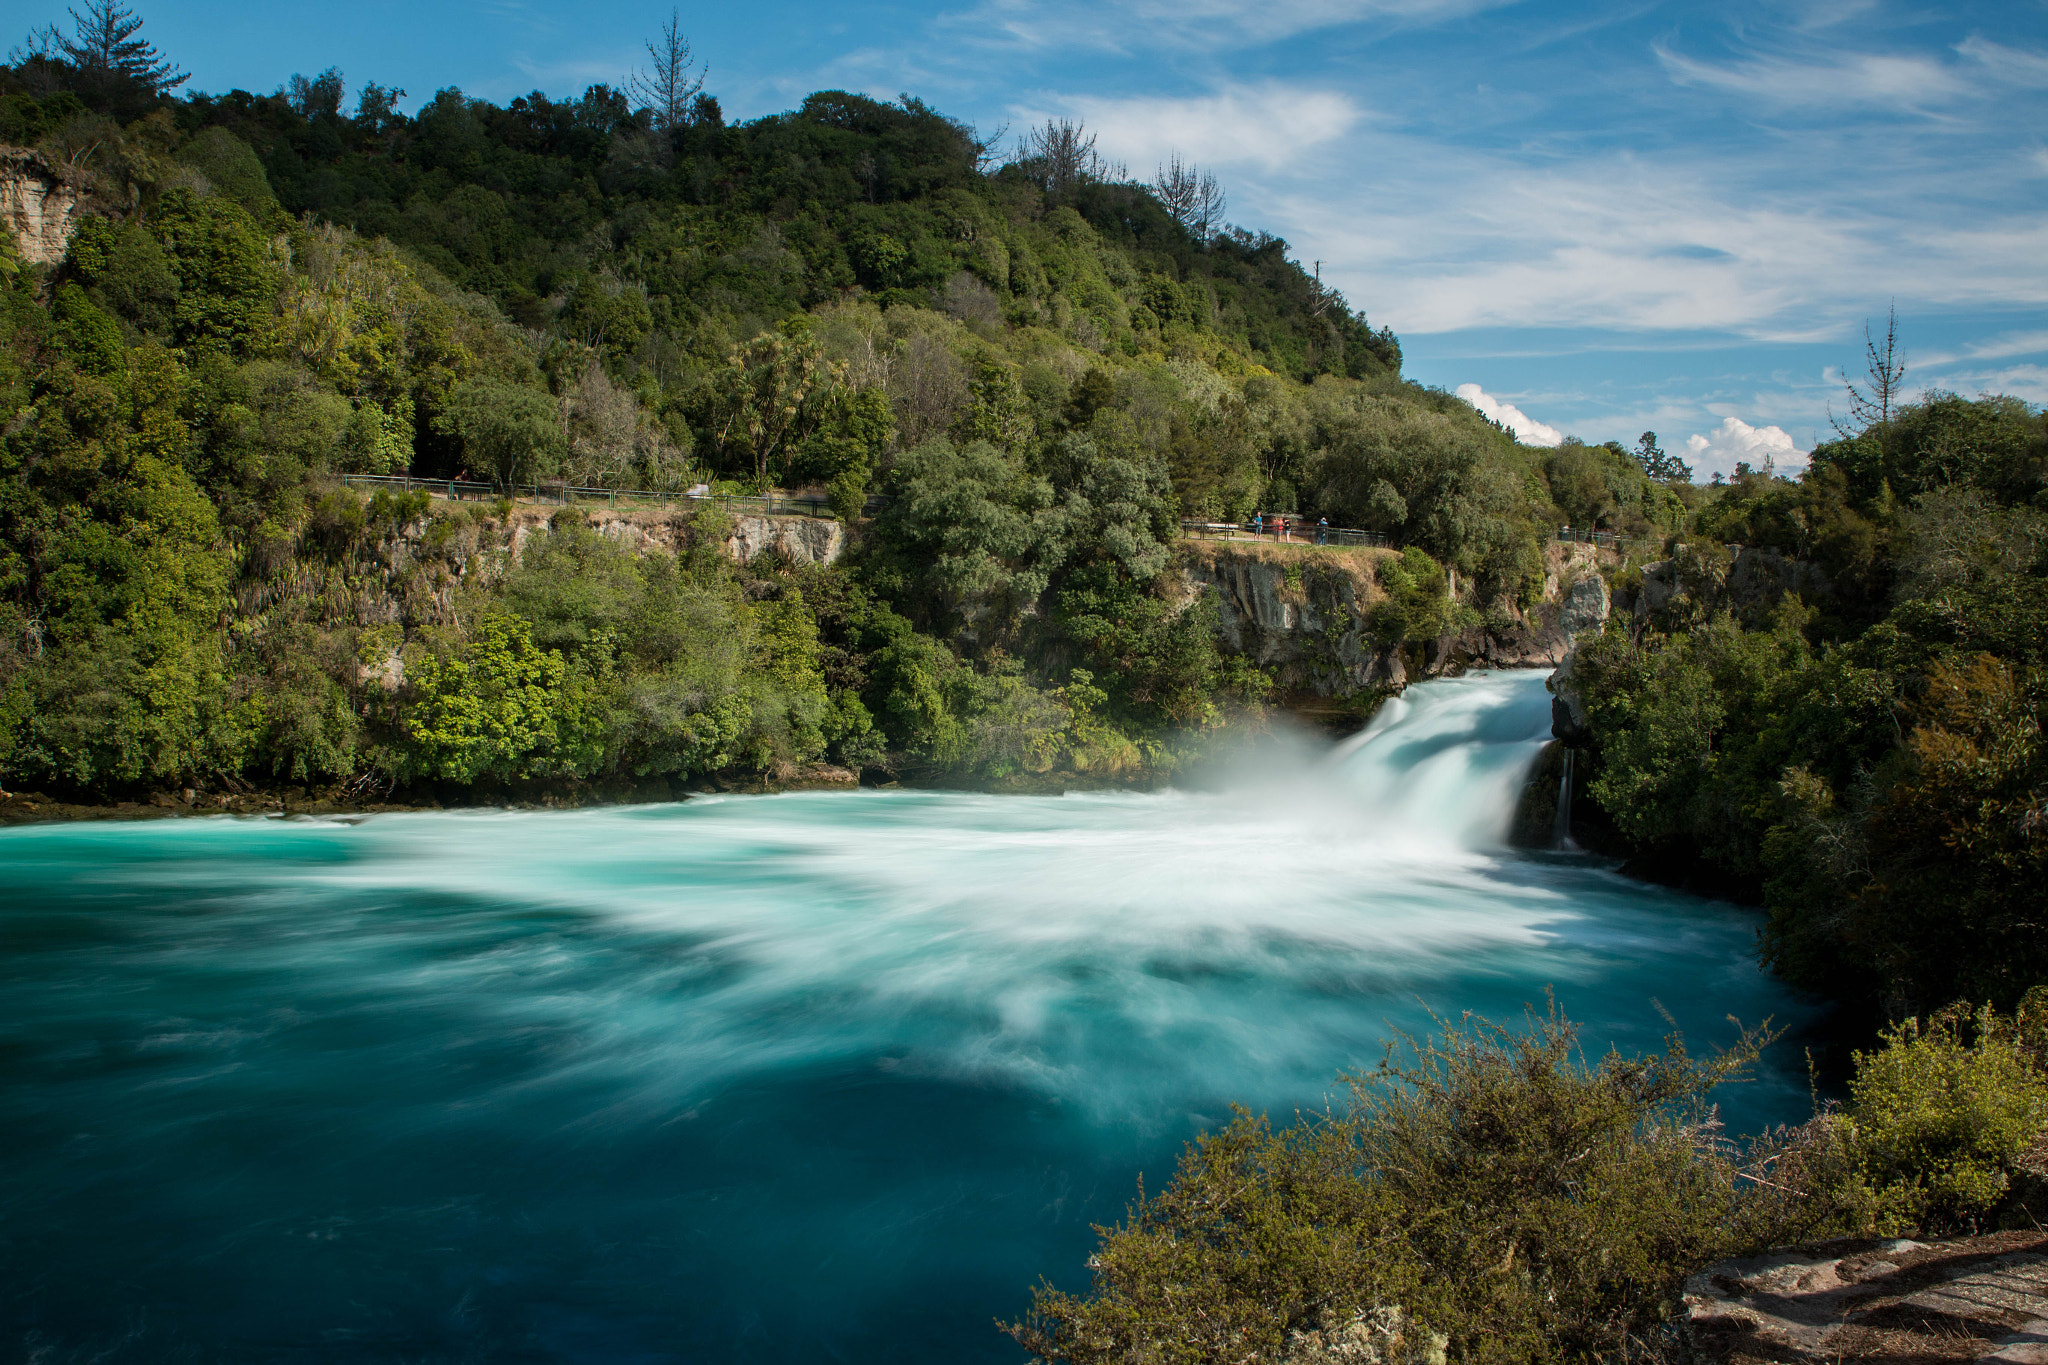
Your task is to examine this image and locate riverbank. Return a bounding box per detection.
[0,662,1573,826]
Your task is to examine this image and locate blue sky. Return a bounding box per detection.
[83,0,2048,475]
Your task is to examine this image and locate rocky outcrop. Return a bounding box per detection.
[1680,1231,2048,1364]
[1557,573,1610,637]
[1628,544,1832,628]
[1175,540,1624,698]
[1729,545,1832,608]
[724,514,844,566]
[1548,648,1594,748]
[1508,740,1570,848]
[1,145,87,266]
[1178,550,1407,694]
[529,505,846,566]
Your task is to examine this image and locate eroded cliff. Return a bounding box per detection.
[1,145,86,266]
[1176,539,1614,699]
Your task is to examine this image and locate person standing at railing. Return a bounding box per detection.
[1275,514,1287,543]
[1316,516,1327,546]
[1252,512,1263,540]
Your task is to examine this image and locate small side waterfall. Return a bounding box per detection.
[1553,746,1574,848]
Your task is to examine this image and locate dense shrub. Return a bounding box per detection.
[1837,996,2048,1233]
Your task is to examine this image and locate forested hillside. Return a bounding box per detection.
[1560,385,2047,1019]
[0,2,1686,808]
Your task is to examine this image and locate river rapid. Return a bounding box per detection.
[0,671,1812,1362]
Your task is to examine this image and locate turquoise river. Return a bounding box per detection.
[0,671,1816,1361]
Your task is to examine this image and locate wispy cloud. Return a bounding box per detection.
[1923,363,2048,406]
[936,0,1517,55]
[1955,35,2048,86]
[1913,330,2048,368]
[1019,85,1365,172]
[1256,119,2048,338]
[1654,45,1969,109]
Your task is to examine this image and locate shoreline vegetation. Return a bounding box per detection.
[3,6,2045,1359]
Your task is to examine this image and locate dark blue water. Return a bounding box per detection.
[0,674,1815,1362]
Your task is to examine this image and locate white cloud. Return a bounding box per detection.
[1456,383,1563,446]
[1912,329,2048,368]
[1682,417,1807,482]
[1018,85,1364,172]
[1956,35,2048,87]
[1265,128,2048,338]
[940,0,1514,55]
[1927,364,2048,406]
[1654,45,1969,109]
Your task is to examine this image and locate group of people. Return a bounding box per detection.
[1249,513,1332,546]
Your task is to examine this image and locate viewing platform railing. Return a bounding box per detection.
[336,473,862,519]
[1180,520,1391,549]
[1554,527,1651,553]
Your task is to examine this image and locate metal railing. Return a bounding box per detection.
[1555,527,1650,553]
[336,473,865,519]
[1181,520,1391,549]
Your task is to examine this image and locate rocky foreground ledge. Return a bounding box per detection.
[1682,1231,2048,1363]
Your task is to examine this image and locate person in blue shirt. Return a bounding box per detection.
[1316,516,1328,545]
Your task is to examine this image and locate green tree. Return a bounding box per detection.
[696,320,843,484]
[401,612,578,783]
[436,378,564,486]
[151,188,276,356]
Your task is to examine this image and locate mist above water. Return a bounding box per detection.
[0,670,1812,1362]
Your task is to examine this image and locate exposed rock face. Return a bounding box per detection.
[1176,541,1617,698]
[1178,551,1407,694]
[1557,573,1610,637]
[1548,649,1594,748]
[1,145,86,266]
[724,514,844,566]
[519,506,846,567]
[1508,740,1570,847]
[1729,544,1832,609]
[1628,545,1832,628]
[1680,1232,2048,1364]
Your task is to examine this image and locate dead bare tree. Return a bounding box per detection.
[1190,168,1224,240]
[1153,153,1198,225]
[1019,119,1123,205]
[1831,301,1908,438]
[1308,262,1336,320]
[1152,153,1226,240]
[627,9,705,132]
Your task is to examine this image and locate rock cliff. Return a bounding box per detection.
[505,503,845,567]
[1177,547,1408,694]
[1176,540,1615,698]
[1,145,87,266]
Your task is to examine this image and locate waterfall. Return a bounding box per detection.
[1327,671,1557,849]
[1554,746,1574,848]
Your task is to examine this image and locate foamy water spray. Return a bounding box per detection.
[1328,671,1556,847]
